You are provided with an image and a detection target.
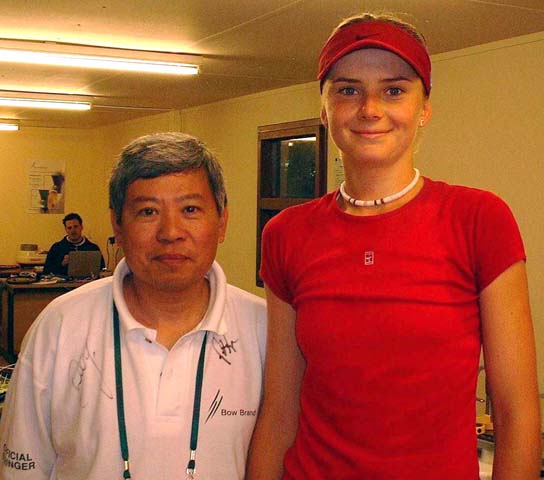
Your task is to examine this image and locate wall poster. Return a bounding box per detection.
[28,159,66,214]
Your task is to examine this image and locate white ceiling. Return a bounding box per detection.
[1,0,543,129]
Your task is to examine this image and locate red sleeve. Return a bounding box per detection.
[474,192,525,292]
[259,212,295,305]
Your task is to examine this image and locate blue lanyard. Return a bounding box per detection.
[113,303,208,479]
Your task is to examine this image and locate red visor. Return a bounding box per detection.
[318,21,431,94]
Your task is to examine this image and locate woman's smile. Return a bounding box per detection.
[352,128,391,139]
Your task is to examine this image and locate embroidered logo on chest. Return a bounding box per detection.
[364,251,375,266]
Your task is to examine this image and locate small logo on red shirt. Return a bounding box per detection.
[364,251,374,266]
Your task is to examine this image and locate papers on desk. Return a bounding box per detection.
[6,277,36,284]
[36,275,66,285]
[6,275,64,285]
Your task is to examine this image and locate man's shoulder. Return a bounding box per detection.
[83,238,101,250]
[226,284,265,308]
[18,277,113,363]
[61,275,112,298]
[225,284,266,324]
[210,262,265,313]
[42,277,113,317]
[223,284,266,349]
[49,237,68,249]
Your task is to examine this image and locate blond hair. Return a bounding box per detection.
[330,12,426,47]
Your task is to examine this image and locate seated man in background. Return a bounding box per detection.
[43,212,105,275]
[0,132,267,479]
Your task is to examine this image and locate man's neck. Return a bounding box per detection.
[66,236,85,245]
[122,274,211,349]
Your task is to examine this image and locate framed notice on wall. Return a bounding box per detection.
[28,159,66,214]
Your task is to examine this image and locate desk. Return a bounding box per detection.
[0,281,87,362]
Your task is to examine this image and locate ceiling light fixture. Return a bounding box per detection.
[0,97,91,111]
[0,39,200,75]
[0,120,19,131]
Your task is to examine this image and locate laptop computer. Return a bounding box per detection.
[67,251,102,279]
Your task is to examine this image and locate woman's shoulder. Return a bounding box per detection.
[264,191,336,231]
[424,177,507,207]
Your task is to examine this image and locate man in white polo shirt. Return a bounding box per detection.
[0,132,267,479]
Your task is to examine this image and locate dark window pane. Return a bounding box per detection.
[260,136,316,199]
[285,139,316,198]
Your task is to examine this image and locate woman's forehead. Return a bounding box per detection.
[328,48,419,79]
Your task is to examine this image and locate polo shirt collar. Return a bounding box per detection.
[112,258,228,338]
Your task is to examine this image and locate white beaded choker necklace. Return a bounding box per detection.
[339,168,420,207]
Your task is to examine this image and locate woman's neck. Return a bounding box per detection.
[339,163,423,216]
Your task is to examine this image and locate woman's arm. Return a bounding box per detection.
[480,260,541,479]
[246,287,305,480]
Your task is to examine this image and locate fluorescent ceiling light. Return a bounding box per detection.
[0,40,200,75]
[0,97,91,111]
[0,120,19,131]
[1,49,199,74]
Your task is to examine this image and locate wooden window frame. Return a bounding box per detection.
[256,118,327,287]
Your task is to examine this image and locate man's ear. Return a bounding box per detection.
[110,209,122,248]
[218,206,229,244]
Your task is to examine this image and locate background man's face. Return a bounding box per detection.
[65,219,83,242]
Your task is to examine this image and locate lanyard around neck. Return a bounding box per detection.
[113,303,208,479]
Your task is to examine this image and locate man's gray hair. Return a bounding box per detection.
[109,132,227,223]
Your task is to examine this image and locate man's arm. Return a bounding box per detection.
[43,243,64,275]
[479,260,541,479]
[246,287,305,480]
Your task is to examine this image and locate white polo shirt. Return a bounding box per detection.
[0,259,267,479]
